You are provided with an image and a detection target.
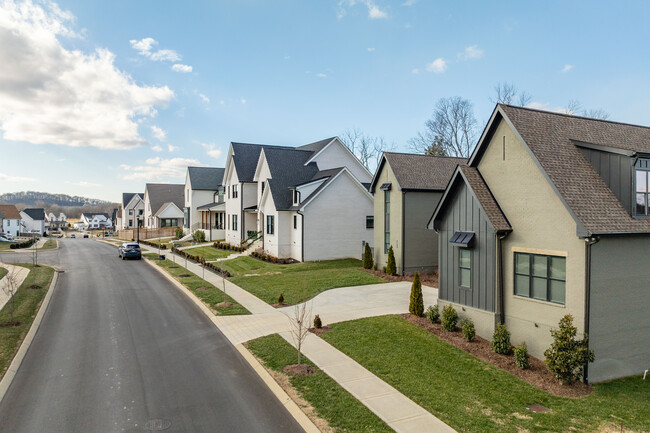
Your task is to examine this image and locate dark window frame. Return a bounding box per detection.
[293,215,297,229]
[459,248,471,289]
[384,190,390,254]
[635,165,650,217]
[514,252,566,305]
[232,184,238,199]
[267,215,274,235]
[366,216,374,229]
[233,214,238,231]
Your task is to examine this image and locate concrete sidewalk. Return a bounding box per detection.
[139,244,456,433]
[0,264,30,312]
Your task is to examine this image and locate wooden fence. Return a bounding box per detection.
[116,226,179,241]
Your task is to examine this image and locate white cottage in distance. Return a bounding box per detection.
[223,137,374,261]
[183,166,226,241]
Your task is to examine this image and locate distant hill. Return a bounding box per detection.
[0,191,118,219]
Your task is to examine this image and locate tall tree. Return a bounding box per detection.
[340,128,394,172]
[409,96,478,158]
[491,81,532,106]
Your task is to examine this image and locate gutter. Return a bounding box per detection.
[584,235,600,384]
[297,210,305,262]
[401,190,406,275]
[496,231,510,325]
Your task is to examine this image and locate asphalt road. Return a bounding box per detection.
[0,239,304,433]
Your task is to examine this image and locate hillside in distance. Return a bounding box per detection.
[0,191,118,218]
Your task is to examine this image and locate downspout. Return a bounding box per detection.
[240,184,244,244]
[496,231,510,325]
[401,191,406,276]
[584,235,600,385]
[297,210,305,262]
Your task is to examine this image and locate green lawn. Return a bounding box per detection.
[321,315,650,433]
[145,255,250,316]
[218,257,385,305]
[248,334,392,433]
[0,266,7,280]
[0,264,55,381]
[0,239,56,251]
[40,239,57,250]
[181,245,234,261]
[0,242,12,251]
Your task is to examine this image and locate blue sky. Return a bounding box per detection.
[0,0,649,202]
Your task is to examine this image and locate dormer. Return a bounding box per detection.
[294,177,328,205]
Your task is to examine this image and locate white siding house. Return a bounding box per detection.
[143,183,185,229]
[118,193,144,230]
[0,205,22,237]
[184,166,225,241]
[20,208,46,235]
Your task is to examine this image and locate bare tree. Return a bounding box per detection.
[491,82,532,106]
[409,96,478,158]
[564,99,583,115]
[340,128,392,172]
[286,301,312,365]
[582,108,610,120]
[1,266,21,325]
[563,100,610,119]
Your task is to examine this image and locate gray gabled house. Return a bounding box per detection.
[430,103,650,383]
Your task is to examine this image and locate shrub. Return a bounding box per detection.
[382,266,387,273]
[363,243,373,269]
[273,257,278,263]
[441,305,458,331]
[544,314,595,384]
[514,342,530,370]
[492,323,512,355]
[175,227,184,239]
[409,272,424,316]
[278,293,284,304]
[461,318,476,342]
[313,314,322,329]
[425,305,440,323]
[386,246,397,276]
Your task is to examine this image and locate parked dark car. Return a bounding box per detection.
[118,242,142,260]
[83,234,89,238]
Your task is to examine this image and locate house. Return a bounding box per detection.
[46,212,67,231]
[369,153,465,275]
[429,103,650,383]
[80,213,112,230]
[20,208,46,235]
[223,137,373,261]
[143,183,184,229]
[117,193,144,230]
[183,166,225,241]
[0,205,21,237]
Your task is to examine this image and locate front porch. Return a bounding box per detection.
[198,202,226,241]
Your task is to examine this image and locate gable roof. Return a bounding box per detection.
[371,152,466,193]
[474,104,650,235]
[0,204,21,219]
[122,192,143,208]
[145,183,185,215]
[188,166,225,190]
[430,165,511,232]
[296,137,336,153]
[22,208,45,221]
[262,147,320,210]
[230,142,295,182]
[154,201,183,217]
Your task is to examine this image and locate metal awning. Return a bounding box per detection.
[449,231,475,247]
[379,182,392,191]
[243,205,258,213]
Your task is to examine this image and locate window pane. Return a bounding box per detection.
[515,253,530,275]
[460,268,471,288]
[636,194,646,215]
[550,280,565,304]
[550,257,566,280]
[637,170,647,193]
[460,249,471,268]
[515,275,530,297]
[532,277,547,300]
[532,255,547,277]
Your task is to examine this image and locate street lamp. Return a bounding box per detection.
[136,216,141,243]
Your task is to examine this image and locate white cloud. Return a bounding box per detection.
[201,142,223,159]
[426,58,447,73]
[171,63,192,73]
[240,98,247,104]
[338,0,388,19]
[120,157,202,181]
[459,45,484,60]
[130,37,156,55]
[0,172,36,182]
[152,144,163,152]
[65,180,100,187]
[167,144,179,152]
[0,1,174,150]
[526,101,567,113]
[411,68,420,74]
[130,37,181,62]
[367,47,375,52]
[316,73,327,78]
[368,4,387,19]
[219,100,225,105]
[150,125,166,141]
[199,93,210,104]
[562,64,574,73]
[402,0,418,5]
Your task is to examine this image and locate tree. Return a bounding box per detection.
[287,301,312,365]
[544,314,595,384]
[386,245,397,276]
[363,243,373,269]
[562,99,610,120]
[409,272,423,316]
[340,128,394,172]
[491,82,532,106]
[1,266,21,325]
[409,96,478,158]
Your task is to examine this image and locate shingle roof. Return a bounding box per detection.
[383,152,466,191]
[0,204,21,219]
[122,192,142,208]
[262,147,320,210]
[231,142,294,182]
[188,166,225,190]
[296,137,336,153]
[145,184,185,216]
[22,208,45,221]
[497,104,650,234]
[460,166,512,232]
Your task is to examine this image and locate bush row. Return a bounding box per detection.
[213,241,245,252]
[9,238,37,249]
[169,247,232,277]
[249,251,289,264]
[140,239,167,249]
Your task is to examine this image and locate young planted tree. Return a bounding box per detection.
[287,301,312,365]
[363,243,373,269]
[386,246,397,276]
[409,272,424,316]
[1,266,21,325]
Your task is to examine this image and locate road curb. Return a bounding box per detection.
[142,258,319,433]
[0,267,58,404]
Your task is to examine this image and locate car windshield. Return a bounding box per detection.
[123,243,140,249]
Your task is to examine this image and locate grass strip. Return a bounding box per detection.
[145,255,250,316]
[219,257,385,305]
[248,334,393,433]
[321,315,650,433]
[180,245,234,261]
[0,267,7,280]
[40,239,57,250]
[0,264,55,381]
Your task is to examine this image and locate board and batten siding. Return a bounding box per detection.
[403,191,442,274]
[578,147,633,212]
[438,181,497,312]
[588,235,650,383]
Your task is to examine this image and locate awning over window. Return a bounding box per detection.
[449,231,475,247]
[379,182,392,191]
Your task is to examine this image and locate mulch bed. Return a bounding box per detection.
[0,321,21,327]
[284,364,315,376]
[216,301,233,307]
[309,326,333,335]
[272,302,290,308]
[178,274,191,278]
[362,269,438,287]
[401,313,592,398]
[27,284,42,290]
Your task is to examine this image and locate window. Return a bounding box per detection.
[232,184,238,198]
[636,168,649,215]
[139,209,143,215]
[294,215,297,229]
[384,190,390,253]
[128,220,133,227]
[233,215,238,231]
[459,249,471,288]
[366,216,374,229]
[514,252,566,304]
[267,215,274,234]
[261,181,265,194]
[228,185,230,199]
[129,209,133,215]
[228,214,230,230]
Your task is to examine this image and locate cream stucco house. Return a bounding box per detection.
[430,104,650,383]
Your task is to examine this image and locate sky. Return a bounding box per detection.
[0,0,649,202]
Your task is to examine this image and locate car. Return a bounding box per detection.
[118,242,142,260]
[83,234,89,238]
[70,234,76,238]
[0,232,13,241]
